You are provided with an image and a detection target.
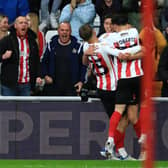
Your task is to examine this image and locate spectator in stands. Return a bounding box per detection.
[122,0,141,31]
[98,14,113,36]
[0,14,9,40]
[26,13,46,61]
[0,14,9,96]
[159,0,168,31]
[158,45,168,97]
[28,0,41,16]
[59,0,96,41]
[163,24,168,42]
[59,0,71,10]
[95,0,122,35]
[0,16,42,96]
[39,0,62,31]
[139,15,167,96]
[0,0,29,24]
[41,22,86,96]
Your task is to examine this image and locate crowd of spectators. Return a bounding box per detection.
[0,0,168,97]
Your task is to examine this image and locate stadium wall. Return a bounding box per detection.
[0,97,167,160]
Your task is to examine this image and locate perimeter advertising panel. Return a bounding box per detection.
[0,98,167,160]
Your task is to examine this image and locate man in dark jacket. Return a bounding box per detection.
[0,16,42,96]
[41,21,86,96]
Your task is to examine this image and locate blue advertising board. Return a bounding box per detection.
[0,98,167,160]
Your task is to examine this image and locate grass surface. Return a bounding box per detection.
[0,160,167,168]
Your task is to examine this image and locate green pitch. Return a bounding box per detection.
[0,160,167,168]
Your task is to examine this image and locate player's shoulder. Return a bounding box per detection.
[128,27,139,34]
[99,33,109,42]
[83,42,98,53]
[99,32,117,42]
[98,41,115,53]
[118,27,139,37]
[83,42,89,52]
[99,41,109,47]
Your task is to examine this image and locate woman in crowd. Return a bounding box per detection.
[26,13,46,61]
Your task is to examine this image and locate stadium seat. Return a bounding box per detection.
[45,30,58,43]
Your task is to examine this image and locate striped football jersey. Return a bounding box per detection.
[99,28,144,79]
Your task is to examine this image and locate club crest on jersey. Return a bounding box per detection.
[72,48,77,54]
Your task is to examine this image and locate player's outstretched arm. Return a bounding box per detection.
[118,48,144,61]
[103,43,141,57]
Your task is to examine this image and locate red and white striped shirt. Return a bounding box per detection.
[17,37,30,83]
[99,28,143,79]
[84,42,118,91]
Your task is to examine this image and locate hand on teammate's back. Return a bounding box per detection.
[118,53,131,61]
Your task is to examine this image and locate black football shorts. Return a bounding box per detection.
[115,77,141,105]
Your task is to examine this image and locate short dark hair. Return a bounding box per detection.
[112,14,128,25]
[79,24,93,41]
[103,14,113,23]
[0,13,8,22]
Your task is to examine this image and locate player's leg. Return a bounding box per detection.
[97,89,118,158]
[138,102,147,160]
[128,77,146,160]
[114,114,129,159]
[98,90,130,160]
[127,104,141,139]
[105,79,130,157]
[127,77,141,139]
[114,109,136,160]
[105,103,126,158]
[99,100,129,159]
[138,82,147,145]
[97,89,116,118]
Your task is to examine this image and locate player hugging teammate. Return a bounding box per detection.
[79,13,144,160]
